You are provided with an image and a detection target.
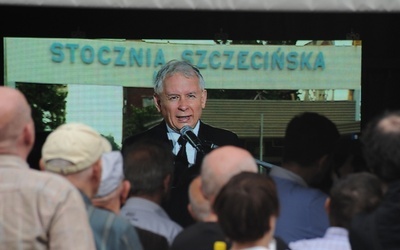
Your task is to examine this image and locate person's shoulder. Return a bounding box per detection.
[200,122,237,135]
[122,128,154,145]
[289,228,349,249]
[31,169,79,191]
[171,222,228,250]
[136,227,169,250]
[90,204,116,217]
[121,122,166,150]
[165,216,183,231]
[22,170,86,210]
[200,121,242,147]
[97,211,143,249]
[91,205,123,223]
[90,206,137,233]
[292,185,329,202]
[173,222,209,238]
[274,236,291,250]
[272,176,328,201]
[289,237,320,249]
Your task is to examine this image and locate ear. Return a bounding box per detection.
[92,159,102,183]
[324,197,331,214]
[163,174,171,193]
[120,180,131,205]
[39,158,45,171]
[269,215,277,234]
[201,90,207,109]
[318,154,329,168]
[188,203,196,221]
[153,94,162,112]
[23,122,35,150]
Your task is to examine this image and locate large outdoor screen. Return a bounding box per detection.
[3,38,362,150]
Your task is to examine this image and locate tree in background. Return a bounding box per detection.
[102,134,121,151]
[17,83,122,149]
[16,83,67,132]
[123,105,161,139]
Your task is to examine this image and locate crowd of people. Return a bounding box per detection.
[1,59,399,249]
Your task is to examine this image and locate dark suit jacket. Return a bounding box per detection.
[121,120,243,228]
[135,227,169,250]
[169,222,230,250]
[350,180,400,250]
[169,221,290,250]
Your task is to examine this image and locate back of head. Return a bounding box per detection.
[123,138,174,197]
[283,112,340,167]
[41,122,112,175]
[331,134,368,179]
[361,110,400,182]
[153,59,205,95]
[329,172,384,229]
[200,145,258,201]
[213,172,279,244]
[92,151,127,213]
[95,151,124,198]
[0,86,34,156]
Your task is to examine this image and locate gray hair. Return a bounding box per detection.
[153,60,205,95]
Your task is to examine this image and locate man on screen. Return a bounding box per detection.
[121,59,243,228]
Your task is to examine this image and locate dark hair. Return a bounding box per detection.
[331,134,369,178]
[123,138,174,196]
[213,172,279,243]
[361,110,400,182]
[283,112,340,167]
[329,172,384,229]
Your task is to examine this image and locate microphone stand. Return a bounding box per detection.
[254,159,277,170]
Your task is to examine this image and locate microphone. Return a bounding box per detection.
[179,125,206,155]
[179,126,275,170]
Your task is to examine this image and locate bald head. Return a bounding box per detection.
[378,114,400,133]
[0,86,35,157]
[188,176,213,222]
[200,145,258,202]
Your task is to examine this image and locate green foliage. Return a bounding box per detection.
[102,134,121,151]
[16,83,67,131]
[123,105,161,139]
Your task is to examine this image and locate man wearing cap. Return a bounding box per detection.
[92,151,130,212]
[0,86,95,250]
[40,122,143,250]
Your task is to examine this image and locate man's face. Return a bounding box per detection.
[154,73,207,132]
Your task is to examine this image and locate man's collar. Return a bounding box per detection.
[166,121,200,139]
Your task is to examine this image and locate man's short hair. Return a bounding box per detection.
[123,138,174,195]
[283,112,340,167]
[329,172,384,229]
[213,172,279,243]
[361,110,400,181]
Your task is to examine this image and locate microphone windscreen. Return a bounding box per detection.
[180,125,192,137]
